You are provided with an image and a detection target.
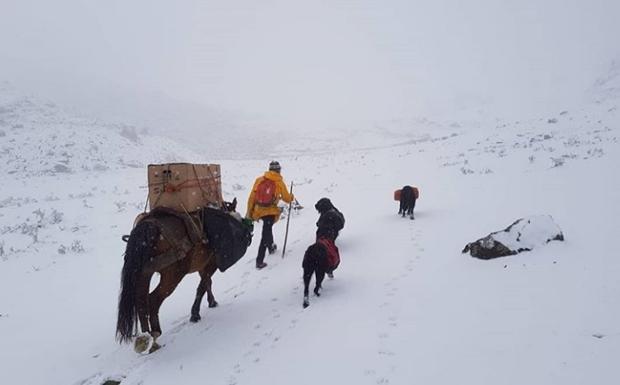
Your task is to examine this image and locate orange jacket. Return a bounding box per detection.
[246,171,294,222]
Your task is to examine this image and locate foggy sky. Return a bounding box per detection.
[2,0,619,135]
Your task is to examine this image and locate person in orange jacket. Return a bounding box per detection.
[246,161,294,269]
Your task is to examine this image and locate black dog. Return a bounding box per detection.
[398,186,417,219]
[302,237,340,308]
[315,198,345,241]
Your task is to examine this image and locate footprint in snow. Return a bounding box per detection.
[289,319,298,329]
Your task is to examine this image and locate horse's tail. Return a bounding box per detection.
[116,221,159,343]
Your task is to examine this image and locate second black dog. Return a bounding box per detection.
[398,185,417,219]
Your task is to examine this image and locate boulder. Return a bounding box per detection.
[462,215,564,260]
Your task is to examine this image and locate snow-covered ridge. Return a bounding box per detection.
[0,84,201,177]
[592,61,620,104]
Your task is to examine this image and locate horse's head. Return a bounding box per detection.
[222,197,238,212]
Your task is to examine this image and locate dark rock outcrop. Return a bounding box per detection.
[463,215,564,260]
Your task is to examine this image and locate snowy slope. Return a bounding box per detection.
[0,82,199,178]
[1,79,619,385]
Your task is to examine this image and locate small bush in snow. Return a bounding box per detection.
[44,194,60,202]
[50,209,63,224]
[71,240,85,253]
[58,240,85,254]
[550,157,565,168]
[53,164,71,173]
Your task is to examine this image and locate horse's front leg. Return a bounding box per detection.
[205,263,219,308]
[191,265,218,322]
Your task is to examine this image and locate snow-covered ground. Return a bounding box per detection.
[1,72,619,385]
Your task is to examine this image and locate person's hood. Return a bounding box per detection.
[263,170,283,182]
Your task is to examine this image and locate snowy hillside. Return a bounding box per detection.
[1,76,619,385]
[0,82,198,177]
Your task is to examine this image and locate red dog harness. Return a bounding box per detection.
[317,237,340,270]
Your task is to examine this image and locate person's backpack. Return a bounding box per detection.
[333,210,345,230]
[255,178,277,206]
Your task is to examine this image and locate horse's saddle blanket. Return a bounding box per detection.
[134,208,206,271]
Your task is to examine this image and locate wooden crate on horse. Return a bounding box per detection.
[148,163,223,212]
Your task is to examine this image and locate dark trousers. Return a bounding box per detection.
[256,216,275,264]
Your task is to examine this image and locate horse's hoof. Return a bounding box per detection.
[303,301,309,308]
[208,301,219,308]
[149,342,162,353]
[314,289,321,297]
[134,333,153,354]
[190,314,201,323]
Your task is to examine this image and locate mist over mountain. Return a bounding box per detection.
[2,0,619,150]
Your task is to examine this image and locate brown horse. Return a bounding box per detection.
[116,200,247,353]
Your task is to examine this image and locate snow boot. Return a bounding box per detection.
[268,243,277,254]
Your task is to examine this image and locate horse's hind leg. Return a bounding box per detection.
[135,273,152,334]
[148,268,183,340]
[133,273,154,354]
[191,264,218,323]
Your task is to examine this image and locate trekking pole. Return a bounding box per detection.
[282,181,294,258]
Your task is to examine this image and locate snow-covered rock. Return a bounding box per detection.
[462,215,564,259]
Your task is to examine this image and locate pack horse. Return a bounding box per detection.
[116,163,252,353]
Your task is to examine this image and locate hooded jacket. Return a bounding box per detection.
[246,171,294,222]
